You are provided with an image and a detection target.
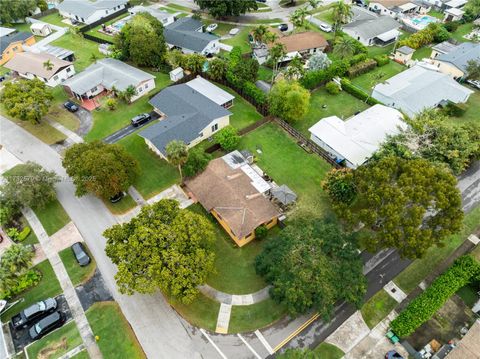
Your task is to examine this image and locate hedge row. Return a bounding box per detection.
[340,78,383,106]
[225,71,267,105]
[391,256,480,338]
[347,59,377,78]
[300,60,350,90]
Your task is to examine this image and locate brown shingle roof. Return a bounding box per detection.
[185,158,280,239]
[269,31,328,53]
[446,320,480,359]
[5,52,72,80]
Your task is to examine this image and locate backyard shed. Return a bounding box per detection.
[170,67,184,82]
[30,22,52,37]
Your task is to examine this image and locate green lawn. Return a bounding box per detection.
[71,350,89,359]
[204,21,238,37]
[228,299,287,333]
[360,290,397,329]
[118,133,179,199]
[394,205,480,293]
[39,12,72,28]
[456,284,479,307]
[218,85,263,130]
[33,199,70,236]
[258,66,273,83]
[47,104,81,132]
[168,293,220,332]
[59,246,96,286]
[86,302,145,359]
[367,31,409,58]
[314,342,345,359]
[221,26,253,54]
[351,61,405,93]
[412,46,432,60]
[165,3,192,12]
[452,90,480,127]
[450,23,474,43]
[1,260,62,321]
[26,321,81,359]
[103,194,138,214]
[51,33,105,71]
[0,66,9,75]
[315,9,334,24]
[428,10,444,20]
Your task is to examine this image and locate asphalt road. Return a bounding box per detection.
[103,111,159,144]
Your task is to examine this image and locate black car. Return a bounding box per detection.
[131,113,151,127]
[11,298,57,330]
[109,192,125,203]
[63,101,79,112]
[71,242,91,267]
[28,311,65,340]
[278,23,289,32]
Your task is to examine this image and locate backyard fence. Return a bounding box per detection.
[29,8,58,20]
[78,5,129,44]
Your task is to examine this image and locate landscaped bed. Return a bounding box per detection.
[360,290,397,329]
[33,199,70,236]
[59,245,96,286]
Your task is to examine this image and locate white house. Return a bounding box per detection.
[369,0,430,18]
[58,0,128,25]
[129,5,175,27]
[4,52,75,87]
[309,105,407,168]
[63,58,154,102]
[30,22,52,37]
[343,15,402,46]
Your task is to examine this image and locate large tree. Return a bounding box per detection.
[466,59,480,80]
[269,80,310,123]
[332,0,353,30]
[104,199,216,303]
[464,0,480,19]
[114,12,166,68]
[0,79,53,124]
[166,140,188,182]
[0,0,37,23]
[255,218,366,317]
[63,141,139,198]
[194,0,258,18]
[323,157,463,259]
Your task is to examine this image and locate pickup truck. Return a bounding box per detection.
[11,298,57,330]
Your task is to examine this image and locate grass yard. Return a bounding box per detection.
[295,87,370,136]
[0,65,9,75]
[217,84,263,130]
[412,45,432,60]
[86,302,145,359]
[450,23,474,43]
[165,3,192,12]
[47,105,80,132]
[1,260,62,321]
[59,246,96,286]
[204,21,238,37]
[360,290,397,329]
[451,90,480,127]
[51,33,105,71]
[168,293,220,332]
[118,133,179,199]
[33,199,70,236]
[71,350,89,359]
[221,26,253,54]
[228,299,287,333]
[314,342,345,359]
[315,9,334,24]
[258,66,273,83]
[251,2,271,12]
[456,284,479,307]
[39,12,72,28]
[26,320,82,359]
[84,13,129,42]
[103,194,138,214]
[394,205,480,293]
[351,61,405,93]
[428,10,444,20]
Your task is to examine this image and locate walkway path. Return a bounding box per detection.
[46,119,84,144]
[200,284,271,305]
[22,208,102,359]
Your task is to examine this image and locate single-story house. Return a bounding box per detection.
[0,26,15,38]
[63,58,154,102]
[309,105,407,168]
[432,42,480,79]
[185,151,280,247]
[444,0,467,9]
[369,0,430,18]
[0,31,36,66]
[29,44,75,62]
[30,22,52,37]
[445,319,480,359]
[430,40,459,59]
[394,45,415,64]
[164,17,220,55]
[129,5,175,27]
[444,7,464,21]
[372,64,474,117]
[139,77,234,158]
[4,52,75,87]
[58,0,128,25]
[343,15,402,46]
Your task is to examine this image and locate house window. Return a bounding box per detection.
[66,67,71,72]
[199,132,203,137]
[145,83,149,89]
[12,46,18,52]
[106,10,109,14]
[91,86,97,93]
[53,75,59,81]
[138,87,143,92]
[211,123,218,132]
[81,17,85,22]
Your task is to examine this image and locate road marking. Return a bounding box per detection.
[200,328,228,359]
[237,334,262,359]
[272,313,320,353]
[254,330,274,355]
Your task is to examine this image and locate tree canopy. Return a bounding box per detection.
[255,218,366,317]
[0,243,35,299]
[63,141,139,198]
[0,0,37,23]
[166,140,189,181]
[104,199,216,303]
[269,80,310,122]
[214,125,240,151]
[466,59,480,80]
[194,0,258,18]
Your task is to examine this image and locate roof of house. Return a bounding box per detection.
[344,15,401,40]
[185,152,280,239]
[432,41,459,54]
[0,31,33,53]
[445,320,480,359]
[372,65,474,116]
[268,31,328,53]
[0,26,15,38]
[397,45,414,55]
[4,52,72,80]
[32,44,74,60]
[129,5,172,21]
[164,17,218,53]
[436,42,480,73]
[63,58,153,94]
[30,22,50,30]
[309,105,407,167]
[185,77,234,106]
[445,7,464,15]
[351,6,378,22]
[371,0,413,7]
[58,0,127,19]
[445,0,467,8]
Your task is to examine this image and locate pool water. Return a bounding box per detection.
[411,16,436,27]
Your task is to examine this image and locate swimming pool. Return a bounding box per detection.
[403,15,438,31]
[112,19,128,31]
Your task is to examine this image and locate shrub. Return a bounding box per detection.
[0,269,41,300]
[347,59,377,78]
[442,101,467,117]
[391,256,480,338]
[374,55,389,67]
[183,149,211,177]
[214,125,240,151]
[242,81,267,104]
[17,227,31,242]
[7,227,20,240]
[300,60,350,90]
[255,225,268,239]
[106,98,117,111]
[443,21,459,32]
[340,78,383,105]
[349,53,368,66]
[326,81,340,95]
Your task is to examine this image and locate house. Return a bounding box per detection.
[444,7,464,21]
[139,77,234,158]
[432,42,480,79]
[369,0,430,18]
[0,31,36,66]
[445,319,480,359]
[164,17,220,55]
[185,151,280,247]
[343,15,402,46]
[58,0,128,25]
[430,40,459,59]
[394,45,415,64]
[309,105,407,168]
[63,58,154,102]
[4,52,75,87]
[28,44,75,62]
[30,22,52,37]
[129,5,175,27]
[372,64,474,117]
[0,27,15,38]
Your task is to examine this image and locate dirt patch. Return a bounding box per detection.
[38,337,67,359]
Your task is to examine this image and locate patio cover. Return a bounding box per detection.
[377,29,400,42]
[271,185,297,206]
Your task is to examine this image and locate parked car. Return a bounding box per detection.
[256,0,267,3]
[206,23,218,33]
[109,192,125,203]
[63,101,78,112]
[71,242,91,267]
[28,311,65,340]
[0,75,5,82]
[131,113,151,127]
[319,23,332,32]
[278,23,289,32]
[467,79,480,89]
[385,350,403,359]
[11,298,58,330]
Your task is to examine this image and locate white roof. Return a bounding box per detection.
[185,76,234,106]
[399,2,418,11]
[30,23,50,30]
[377,29,400,42]
[309,105,407,167]
[0,27,15,37]
[241,165,271,193]
[445,7,464,15]
[445,0,467,7]
[170,67,183,75]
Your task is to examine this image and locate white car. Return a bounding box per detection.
[206,23,218,33]
[466,79,480,90]
[229,28,240,35]
[319,23,332,33]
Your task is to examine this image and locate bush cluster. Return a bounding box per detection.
[347,59,377,78]
[325,81,340,95]
[399,23,450,49]
[300,60,350,90]
[374,55,390,67]
[1,270,41,300]
[340,78,383,105]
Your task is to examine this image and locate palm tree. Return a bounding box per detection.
[43,60,53,71]
[252,24,269,45]
[332,0,353,36]
[1,244,34,276]
[290,6,309,29]
[269,43,287,84]
[333,36,357,58]
[90,53,98,63]
[308,0,322,9]
[166,140,189,182]
[120,85,137,103]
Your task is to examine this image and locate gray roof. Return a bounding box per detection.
[140,83,231,155]
[351,7,378,22]
[397,45,414,55]
[63,58,153,95]
[164,17,218,53]
[271,185,297,205]
[0,31,32,53]
[436,42,480,73]
[58,0,127,19]
[432,41,459,55]
[344,15,401,40]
